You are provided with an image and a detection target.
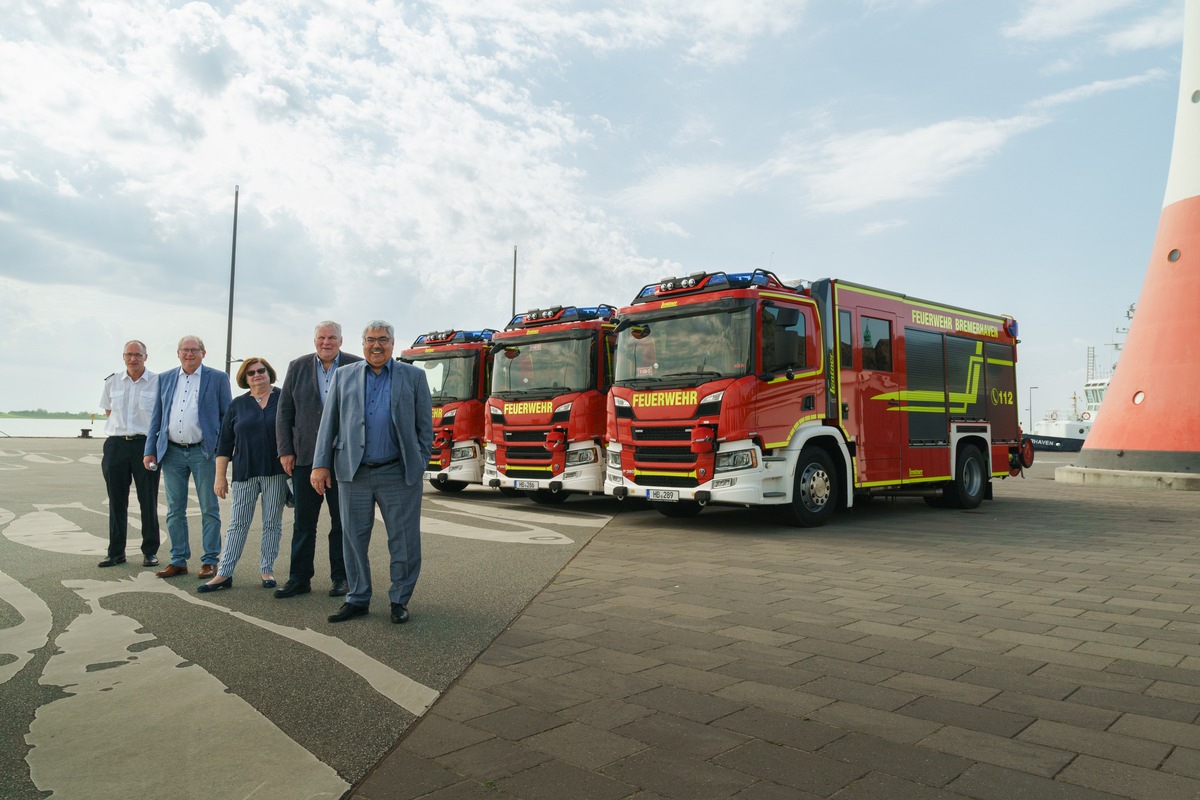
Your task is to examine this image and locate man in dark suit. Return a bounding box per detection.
[143,335,232,579]
[312,321,432,624]
[274,321,363,599]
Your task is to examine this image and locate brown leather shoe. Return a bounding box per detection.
[156,564,188,578]
[197,564,217,579]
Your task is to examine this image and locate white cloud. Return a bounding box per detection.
[1003,0,1142,41]
[1105,6,1185,51]
[1029,69,1169,109]
[859,219,907,235]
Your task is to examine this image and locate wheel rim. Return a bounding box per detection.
[800,463,831,512]
[963,457,982,496]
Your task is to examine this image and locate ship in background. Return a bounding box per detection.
[1029,304,1132,452]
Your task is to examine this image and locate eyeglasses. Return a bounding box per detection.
[363,337,392,345]
[246,368,268,376]
[123,353,145,359]
[178,348,203,355]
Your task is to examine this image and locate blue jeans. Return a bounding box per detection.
[160,444,222,566]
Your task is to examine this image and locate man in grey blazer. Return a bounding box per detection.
[312,321,432,624]
[274,321,363,599]
[143,335,232,579]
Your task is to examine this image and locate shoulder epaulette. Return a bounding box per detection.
[104,372,116,380]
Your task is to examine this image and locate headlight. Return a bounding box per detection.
[699,390,725,404]
[613,396,631,408]
[715,449,756,471]
[451,445,475,461]
[607,449,621,467]
[489,406,503,420]
[484,449,496,465]
[566,448,598,465]
[554,402,573,414]
[441,409,456,421]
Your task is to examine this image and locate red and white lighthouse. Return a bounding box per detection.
[1073,0,1200,476]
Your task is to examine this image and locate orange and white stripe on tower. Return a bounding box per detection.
[1076,0,1200,474]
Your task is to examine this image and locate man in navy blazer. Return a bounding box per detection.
[143,335,232,579]
[312,320,432,624]
[274,321,363,599]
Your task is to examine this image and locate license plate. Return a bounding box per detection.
[648,489,678,501]
[514,480,538,490]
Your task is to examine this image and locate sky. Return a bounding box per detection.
[0,0,1187,427]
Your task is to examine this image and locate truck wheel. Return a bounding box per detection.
[944,445,986,509]
[652,501,703,518]
[428,479,468,492]
[527,489,570,505]
[781,447,837,527]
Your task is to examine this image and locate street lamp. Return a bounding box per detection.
[1028,386,1038,431]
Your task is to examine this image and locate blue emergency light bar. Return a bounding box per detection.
[411,329,496,346]
[505,304,617,329]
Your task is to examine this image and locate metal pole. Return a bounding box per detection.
[225,185,239,376]
[511,245,517,317]
[1028,386,1038,430]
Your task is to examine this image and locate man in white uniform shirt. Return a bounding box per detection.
[98,340,161,568]
[144,335,232,579]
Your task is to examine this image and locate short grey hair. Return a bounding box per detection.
[362,320,395,340]
[178,335,206,350]
[124,339,147,355]
[314,320,342,336]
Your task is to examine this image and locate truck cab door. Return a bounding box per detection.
[756,303,821,448]
[856,312,903,485]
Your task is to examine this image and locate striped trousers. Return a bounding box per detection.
[217,474,287,578]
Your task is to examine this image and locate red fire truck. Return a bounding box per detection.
[605,270,1032,524]
[484,305,618,503]
[400,329,496,492]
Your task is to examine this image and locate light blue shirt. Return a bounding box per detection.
[317,354,340,406]
[363,360,402,468]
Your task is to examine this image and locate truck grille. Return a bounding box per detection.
[504,468,551,479]
[505,430,546,443]
[632,426,692,441]
[505,446,550,460]
[633,446,694,464]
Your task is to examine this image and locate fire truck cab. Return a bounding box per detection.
[484,305,617,503]
[400,329,496,492]
[605,270,1028,525]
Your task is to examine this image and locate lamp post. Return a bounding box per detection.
[1028,386,1038,431]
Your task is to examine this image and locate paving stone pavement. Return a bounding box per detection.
[350,458,1200,800]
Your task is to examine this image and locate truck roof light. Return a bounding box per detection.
[411,329,497,345]
[505,304,617,329]
[631,269,798,305]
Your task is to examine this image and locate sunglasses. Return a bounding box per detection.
[246,368,269,376]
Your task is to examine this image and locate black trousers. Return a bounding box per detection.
[287,463,347,584]
[101,435,161,558]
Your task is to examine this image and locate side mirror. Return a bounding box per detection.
[504,347,520,360]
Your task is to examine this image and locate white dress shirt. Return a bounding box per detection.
[168,368,204,444]
[100,369,158,437]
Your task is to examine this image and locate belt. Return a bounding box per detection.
[363,457,400,469]
[169,440,203,449]
[120,434,147,441]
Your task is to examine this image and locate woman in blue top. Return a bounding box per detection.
[199,357,287,592]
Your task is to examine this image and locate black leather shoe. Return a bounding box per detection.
[98,556,126,568]
[273,579,311,599]
[329,580,348,597]
[328,603,368,623]
[142,555,159,567]
[390,603,409,624]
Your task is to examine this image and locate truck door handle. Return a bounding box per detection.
[888,400,901,407]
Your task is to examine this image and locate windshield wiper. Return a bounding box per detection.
[660,370,724,379]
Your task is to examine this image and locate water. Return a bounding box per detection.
[0,418,106,438]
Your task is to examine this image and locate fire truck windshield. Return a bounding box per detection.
[405,352,477,402]
[614,307,752,386]
[490,335,592,398]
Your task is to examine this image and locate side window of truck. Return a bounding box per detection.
[839,310,852,369]
[762,305,807,372]
[861,316,892,371]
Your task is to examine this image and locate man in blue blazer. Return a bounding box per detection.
[143,335,232,579]
[311,321,432,624]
